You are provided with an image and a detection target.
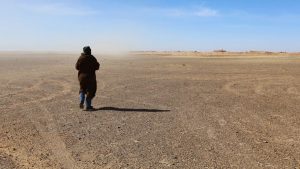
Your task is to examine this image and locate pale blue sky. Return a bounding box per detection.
[0,0,299,52]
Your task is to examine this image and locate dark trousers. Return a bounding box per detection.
[78,74,97,107]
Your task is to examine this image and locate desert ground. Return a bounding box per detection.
[0,52,300,169]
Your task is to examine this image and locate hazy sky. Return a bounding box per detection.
[0,0,299,52]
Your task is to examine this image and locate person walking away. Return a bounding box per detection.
[75,46,100,111]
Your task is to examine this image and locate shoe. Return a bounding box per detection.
[85,106,96,111]
[79,103,84,109]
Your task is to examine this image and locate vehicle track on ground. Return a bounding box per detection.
[31,79,78,168]
[6,79,72,109]
[223,76,300,97]
[6,78,79,168]
[33,102,79,169]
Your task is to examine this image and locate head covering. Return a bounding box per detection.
[83,46,91,55]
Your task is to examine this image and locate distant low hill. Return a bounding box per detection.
[130,50,300,57]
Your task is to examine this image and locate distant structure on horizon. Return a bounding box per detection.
[213,49,227,53]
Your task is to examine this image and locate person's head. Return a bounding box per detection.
[83,46,91,55]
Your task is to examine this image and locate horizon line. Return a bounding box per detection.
[1,50,300,54]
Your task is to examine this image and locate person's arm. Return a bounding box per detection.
[92,56,100,70]
[95,61,100,70]
[75,57,82,70]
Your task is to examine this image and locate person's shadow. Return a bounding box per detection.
[96,107,170,112]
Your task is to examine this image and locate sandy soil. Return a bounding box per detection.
[0,53,300,169]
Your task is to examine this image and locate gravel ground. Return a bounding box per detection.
[0,54,299,169]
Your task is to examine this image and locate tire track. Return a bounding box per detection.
[6,79,73,109]
[9,79,79,168]
[33,103,79,169]
[0,78,47,98]
[31,79,78,169]
[223,76,300,97]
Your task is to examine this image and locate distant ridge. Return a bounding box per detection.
[130,50,300,57]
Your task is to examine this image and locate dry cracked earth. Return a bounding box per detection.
[0,53,299,169]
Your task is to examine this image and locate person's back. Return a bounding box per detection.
[75,46,100,111]
[76,52,99,77]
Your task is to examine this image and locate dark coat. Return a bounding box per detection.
[76,53,100,98]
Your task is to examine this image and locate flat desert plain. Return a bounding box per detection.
[0,52,300,169]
